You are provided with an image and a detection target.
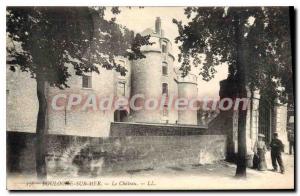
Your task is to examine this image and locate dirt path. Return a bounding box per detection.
[7,153,294,190]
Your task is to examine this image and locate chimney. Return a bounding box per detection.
[155,17,161,35]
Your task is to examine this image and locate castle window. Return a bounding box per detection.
[162,42,167,53]
[82,74,92,88]
[163,106,168,116]
[117,82,126,96]
[162,83,168,95]
[162,62,168,75]
[118,60,126,77]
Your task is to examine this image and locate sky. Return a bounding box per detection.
[105,7,228,98]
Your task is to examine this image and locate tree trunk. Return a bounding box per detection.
[235,90,248,178]
[249,90,254,139]
[234,17,248,178]
[36,77,48,180]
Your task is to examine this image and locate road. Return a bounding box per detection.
[7,153,294,190]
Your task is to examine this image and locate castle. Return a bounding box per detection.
[6,17,199,137]
[6,17,291,172]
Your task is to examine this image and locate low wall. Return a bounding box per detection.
[7,126,226,178]
[208,111,236,161]
[110,122,227,137]
[110,122,209,136]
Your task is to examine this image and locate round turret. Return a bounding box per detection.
[130,17,177,123]
[177,73,198,125]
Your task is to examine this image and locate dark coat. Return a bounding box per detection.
[270,138,284,153]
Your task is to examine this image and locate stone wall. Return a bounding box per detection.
[110,122,215,136]
[275,105,289,150]
[7,129,226,178]
[208,110,236,162]
[6,66,38,133]
[47,66,116,137]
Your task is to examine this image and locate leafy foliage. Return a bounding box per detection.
[7,7,152,88]
[173,7,293,103]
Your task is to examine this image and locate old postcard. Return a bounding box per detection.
[6,6,295,190]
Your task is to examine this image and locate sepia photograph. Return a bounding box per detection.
[5,5,295,190]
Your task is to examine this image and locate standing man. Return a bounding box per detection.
[288,130,295,155]
[270,132,285,174]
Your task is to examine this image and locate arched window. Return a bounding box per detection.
[162,62,168,75]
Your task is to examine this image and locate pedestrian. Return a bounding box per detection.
[270,132,285,174]
[288,130,294,155]
[253,134,267,171]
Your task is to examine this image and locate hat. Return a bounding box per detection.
[258,133,265,138]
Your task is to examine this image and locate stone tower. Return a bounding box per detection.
[130,17,178,124]
[177,73,198,125]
